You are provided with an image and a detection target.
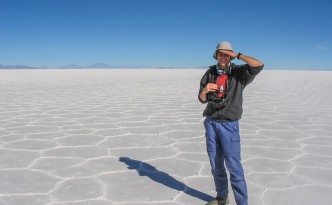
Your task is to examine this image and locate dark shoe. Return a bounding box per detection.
[206,196,229,205]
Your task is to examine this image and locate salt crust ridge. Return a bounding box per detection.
[0,69,331,205]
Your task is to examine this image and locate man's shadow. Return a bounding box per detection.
[119,157,213,202]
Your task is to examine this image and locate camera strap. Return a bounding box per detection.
[216,63,231,75]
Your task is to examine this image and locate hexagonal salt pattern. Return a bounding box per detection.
[0,69,331,205]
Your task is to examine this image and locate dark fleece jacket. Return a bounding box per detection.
[198,63,263,121]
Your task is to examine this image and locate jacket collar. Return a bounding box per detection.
[211,64,234,75]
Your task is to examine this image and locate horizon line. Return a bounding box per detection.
[0,63,331,71]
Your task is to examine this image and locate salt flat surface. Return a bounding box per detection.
[0,69,331,205]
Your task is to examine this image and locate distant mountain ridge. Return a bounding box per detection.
[0,64,43,69]
[0,63,115,69]
[0,63,203,69]
[60,63,113,68]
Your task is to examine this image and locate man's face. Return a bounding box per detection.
[216,50,231,68]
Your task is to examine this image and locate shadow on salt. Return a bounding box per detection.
[119,157,213,202]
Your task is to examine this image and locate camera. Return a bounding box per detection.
[208,92,227,109]
[212,98,227,109]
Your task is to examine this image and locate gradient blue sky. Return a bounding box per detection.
[1,0,331,69]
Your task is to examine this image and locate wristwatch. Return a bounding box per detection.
[237,53,242,59]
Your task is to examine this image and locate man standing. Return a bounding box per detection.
[198,41,263,205]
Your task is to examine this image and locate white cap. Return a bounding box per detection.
[213,41,233,59]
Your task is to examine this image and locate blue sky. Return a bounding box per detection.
[1,0,331,69]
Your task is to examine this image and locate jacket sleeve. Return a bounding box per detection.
[198,71,209,103]
[242,64,264,86]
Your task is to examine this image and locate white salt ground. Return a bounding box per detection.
[0,69,331,205]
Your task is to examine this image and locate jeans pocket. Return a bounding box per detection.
[221,121,241,155]
[230,133,240,142]
[224,121,239,134]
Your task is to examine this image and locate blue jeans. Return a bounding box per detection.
[204,117,248,205]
